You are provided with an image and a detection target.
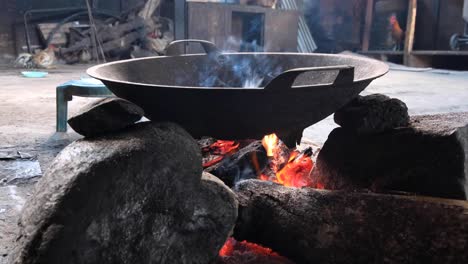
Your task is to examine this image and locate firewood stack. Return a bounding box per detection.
[59,0,174,64]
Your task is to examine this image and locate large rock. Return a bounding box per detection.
[9,122,238,264]
[68,98,144,137]
[334,94,410,134]
[312,112,468,200]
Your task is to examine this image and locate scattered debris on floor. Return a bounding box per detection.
[0,150,42,186]
[14,0,173,69]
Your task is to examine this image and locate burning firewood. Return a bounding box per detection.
[261,134,314,187]
[233,180,468,264]
[275,147,313,187]
[201,134,315,188]
[210,141,268,187]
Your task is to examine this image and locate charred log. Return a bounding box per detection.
[233,180,468,264]
[210,141,268,187]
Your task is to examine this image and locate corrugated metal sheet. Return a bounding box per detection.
[279,0,317,53]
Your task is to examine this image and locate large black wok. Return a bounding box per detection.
[87,40,388,146]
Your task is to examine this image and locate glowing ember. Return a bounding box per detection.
[208,140,240,155]
[259,174,270,181]
[219,238,278,257]
[203,156,224,168]
[276,149,314,187]
[262,134,279,157]
[219,238,293,263]
[202,140,240,168]
[315,182,325,190]
[201,135,316,189]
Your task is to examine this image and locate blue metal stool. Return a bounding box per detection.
[56,78,113,132]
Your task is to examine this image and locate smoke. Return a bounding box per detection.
[195,8,287,88]
[197,51,283,88]
[196,37,283,88]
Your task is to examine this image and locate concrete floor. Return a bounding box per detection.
[0,62,468,261]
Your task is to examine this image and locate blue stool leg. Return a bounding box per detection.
[56,86,70,132]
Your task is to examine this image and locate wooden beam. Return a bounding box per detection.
[362,0,374,51]
[404,0,417,66]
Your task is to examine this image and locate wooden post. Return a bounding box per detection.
[362,0,374,51]
[404,0,417,66]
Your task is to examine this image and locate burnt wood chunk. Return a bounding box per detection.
[210,141,268,187]
[312,112,468,200]
[9,122,237,264]
[233,180,468,264]
[334,94,410,134]
[68,98,144,137]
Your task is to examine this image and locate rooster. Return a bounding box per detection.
[32,45,57,69]
[389,13,405,51]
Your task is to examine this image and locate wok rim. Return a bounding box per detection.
[86,52,389,90]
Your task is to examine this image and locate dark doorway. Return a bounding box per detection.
[232,12,264,51]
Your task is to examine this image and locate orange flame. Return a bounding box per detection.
[262,134,279,157]
[276,150,314,187]
[202,136,316,189]
[260,134,314,188]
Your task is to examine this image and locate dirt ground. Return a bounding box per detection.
[0,64,93,260]
[0,62,468,261]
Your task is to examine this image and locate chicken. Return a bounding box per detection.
[389,13,405,51]
[32,45,57,69]
[14,53,34,68]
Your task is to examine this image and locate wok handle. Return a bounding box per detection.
[264,65,355,92]
[165,39,220,56]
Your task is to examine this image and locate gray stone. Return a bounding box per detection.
[68,98,144,137]
[312,112,468,200]
[9,122,237,264]
[334,94,410,134]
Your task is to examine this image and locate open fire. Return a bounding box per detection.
[201,134,318,262]
[202,133,315,188]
